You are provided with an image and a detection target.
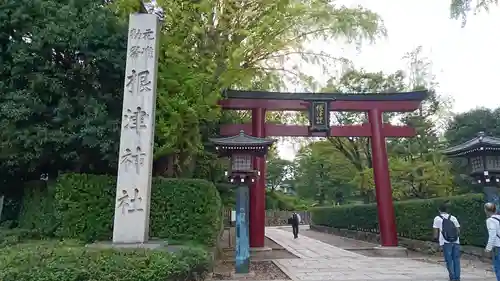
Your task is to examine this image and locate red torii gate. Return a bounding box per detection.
[219,89,427,249]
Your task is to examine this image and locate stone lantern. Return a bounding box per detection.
[209,130,275,274]
[443,132,500,208]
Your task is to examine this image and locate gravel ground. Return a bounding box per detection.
[211,261,291,280]
[220,247,297,260]
[212,227,296,280]
[300,228,494,272]
[219,227,284,249]
[218,227,298,260]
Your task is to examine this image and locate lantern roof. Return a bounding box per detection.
[443,132,500,157]
[209,130,276,147]
[209,130,276,157]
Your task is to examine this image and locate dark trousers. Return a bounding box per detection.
[443,243,461,281]
[292,223,299,238]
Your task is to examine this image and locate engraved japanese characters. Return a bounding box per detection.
[112,14,160,244]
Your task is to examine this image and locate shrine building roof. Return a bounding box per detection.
[443,132,500,157]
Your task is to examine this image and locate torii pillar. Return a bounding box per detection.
[250,108,266,248]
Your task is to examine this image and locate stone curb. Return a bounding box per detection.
[311,224,493,261]
[265,231,302,259]
[272,259,300,281]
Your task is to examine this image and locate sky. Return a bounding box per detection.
[277,0,500,161]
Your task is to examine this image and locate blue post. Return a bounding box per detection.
[235,184,250,274]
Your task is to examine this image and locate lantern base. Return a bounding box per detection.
[373,246,408,257]
[231,271,255,278]
[250,246,272,252]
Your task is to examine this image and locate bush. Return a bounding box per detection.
[150,177,223,246]
[17,180,59,237]
[0,228,42,248]
[311,194,487,247]
[18,174,222,246]
[0,179,27,225]
[0,240,210,281]
[55,174,116,241]
[215,182,235,207]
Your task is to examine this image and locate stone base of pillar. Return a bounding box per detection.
[373,246,408,257]
[250,246,272,252]
[231,271,256,278]
[86,240,170,250]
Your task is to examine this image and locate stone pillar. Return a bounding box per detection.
[368,108,398,247]
[113,14,160,244]
[250,108,266,248]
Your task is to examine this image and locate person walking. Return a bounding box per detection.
[433,202,461,281]
[484,202,500,281]
[290,212,301,239]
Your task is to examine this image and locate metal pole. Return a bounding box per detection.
[235,183,250,274]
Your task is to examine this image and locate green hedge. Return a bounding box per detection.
[0,228,42,248]
[18,174,222,246]
[0,240,210,281]
[311,194,487,247]
[17,181,60,236]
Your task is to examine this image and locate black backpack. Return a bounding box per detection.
[440,214,459,243]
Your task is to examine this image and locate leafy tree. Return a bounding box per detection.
[390,154,454,199]
[297,47,455,202]
[450,0,498,25]
[111,0,387,176]
[388,46,454,199]
[322,69,407,202]
[266,157,293,191]
[292,141,357,204]
[445,107,500,146]
[350,154,454,201]
[0,0,127,185]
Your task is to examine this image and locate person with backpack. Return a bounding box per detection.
[290,212,301,239]
[484,202,500,281]
[433,202,461,281]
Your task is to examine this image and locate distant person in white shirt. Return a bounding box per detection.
[484,202,500,281]
[433,202,461,281]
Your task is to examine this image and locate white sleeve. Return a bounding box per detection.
[452,216,460,228]
[297,213,301,223]
[486,218,497,251]
[432,216,440,228]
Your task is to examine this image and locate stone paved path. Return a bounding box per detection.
[266,227,496,281]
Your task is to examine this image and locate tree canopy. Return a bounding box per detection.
[2,0,492,211]
[445,108,500,146]
[0,0,390,193]
[0,0,127,184]
[450,0,498,25]
[287,46,455,204]
[112,0,387,176]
